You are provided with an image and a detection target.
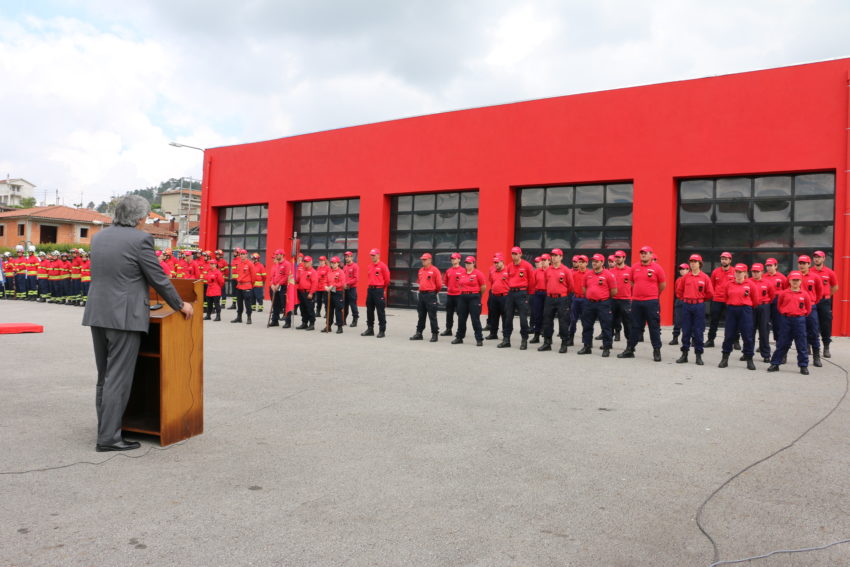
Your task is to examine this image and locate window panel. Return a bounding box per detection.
[328,216,346,232]
[231,207,246,220]
[436,192,459,210]
[753,226,791,248]
[298,202,311,217]
[547,186,573,206]
[246,205,260,219]
[606,183,634,203]
[458,211,478,229]
[715,201,749,223]
[413,212,435,230]
[794,225,833,248]
[713,225,751,248]
[794,199,833,222]
[245,221,259,234]
[223,207,233,221]
[244,236,259,250]
[680,179,713,201]
[575,185,604,204]
[544,207,572,228]
[520,188,545,207]
[518,230,543,249]
[679,202,713,223]
[677,226,706,249]
[219,222,231,236]
[574,205,604,227]
[392,231,411,249]
[460,191,479,209]
[312,201,329,215]
[414,193,436,210]
[518,208,544,228]
[327,234,346,250]
[795,173,835,196]
[329,200,347,215]
[311,217,328,232]
[347,215,359,232]
[390,252,410,269]
[458,230,477,249]
[716,177,751,199]
[412,232,433,249]
[603,231,631,250]
[434,231,459,249]
[435,212,458,230]
[259,205,268,219]
[574,230,603,249]
[605,206,632,226]
[544,229,571,249]
[754,176,791,197]
[231,221,245,235]
[753,200,791,223]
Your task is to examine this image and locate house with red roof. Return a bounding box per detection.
[0,205,112,248]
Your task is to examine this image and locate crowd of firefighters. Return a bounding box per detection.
[1,245,91,304]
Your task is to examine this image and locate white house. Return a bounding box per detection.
[0,178,36,207]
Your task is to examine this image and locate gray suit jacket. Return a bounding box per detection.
[82,226,184,332]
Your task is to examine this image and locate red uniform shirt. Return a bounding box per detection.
[70,256,83,278]
[326,267,345,290]
[610,265,632,299]
[571,269,587,298]
[296,265,319,293]
[234,260,256,290]
[216,258,228,276]
[762,272,787,295]
[12,255,27,274]
[458,269,486,293]
[37,258,50,278]
[748,277,775,305]
[229,257,242,280]
[343,262,359,287]
[80,259,91,282]
[204,269,225,296]
[270,260,293,286]
[584,269,617,301]
[367,261,390,287]
[26,255,40,275]
[799,270,824,303]
[506,259,534,289]
[444,266,465,296]
[316,264,330,287]
[675,271,714,301]
[545,264,573,296]
[252,261,266,287]
[160,260,173,277]
[812,265,837,299]
[711,266,735,301]
[417,265,443,292]
[490,267,509,295]
[725,280,754,307]
[631,262,666,301]
[533,267,547,293]
[777,288,813,317]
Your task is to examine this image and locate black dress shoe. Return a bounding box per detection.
[767,364,780,372]
[376,331,385,338]
[451,338,463,345]
[601,348,610,358]
[577,345,592,355]
[800,367,809,375]
[361,328,374,336]
[476,340,483,347]
[96,440,141,452]
[440,329,453,337]
[497,340,511,349]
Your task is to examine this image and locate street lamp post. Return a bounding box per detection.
[169,142,205,248]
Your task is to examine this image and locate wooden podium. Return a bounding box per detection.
[122,279,204,446]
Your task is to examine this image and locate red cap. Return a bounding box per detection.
[607,255,616,261]
[614,250,626,257]
[571,255,578,262]
[751,263,764,272]
[640,246,653,254]
[814,250,826,257]
[369,248,380,255]
[798,255,811,263]
[493,253,505,262]
[274,248,285,255]
[765,258,778,266]
[550,248,564,256]
[592,253,605,262]
[734,263,748,272]
[534,256,542,262]
[215,249,223,255]
[303,256,312,262]
[344,251,354,256]
[541,253,551,260]
[319,256,327,261]
[420,253,432,260]
[252,253,260,259]
[510,246,522,254]
[209,260,216,265]
[184,250,193,256]
[689,254,703,262]
[577,255,588,262]
[450,252,462,259]
[330,256,340,263]
[679,263,689,270]
[720,251,732,259]
[788,271,803,280]
[464,256,476,263]
[155,250,162,257]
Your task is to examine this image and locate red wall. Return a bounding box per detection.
[201,58,850,332]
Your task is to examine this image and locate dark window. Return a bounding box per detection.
[676,172,835,273]
[514,182,634,262]
[80,227,89,238]
[292,198,360,262]
[389,191,479,308]
[0,225,4,237]
[216,204,268,262]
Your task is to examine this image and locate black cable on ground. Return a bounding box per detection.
[696,358,850,566]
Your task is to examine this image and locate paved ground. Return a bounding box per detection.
[2,299,850,567]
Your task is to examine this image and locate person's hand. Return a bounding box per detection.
[180,302,194,319]
[308,293,313,299]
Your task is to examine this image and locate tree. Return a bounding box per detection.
[19,197,36,208]
[86,201,96,209]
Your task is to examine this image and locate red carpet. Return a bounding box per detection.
[0,323,44,334]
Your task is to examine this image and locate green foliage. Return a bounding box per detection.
[19,197,37,208]
[93,177,201,214]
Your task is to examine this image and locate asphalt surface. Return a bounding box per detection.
[2,299,850,567]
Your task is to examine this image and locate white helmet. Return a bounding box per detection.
[28,245,36,252]
[15,245,23,251]
[38,251,46,257]
[3,252,9,257]
[52,250,61,257]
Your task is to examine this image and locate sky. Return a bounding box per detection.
[1,0,849,206]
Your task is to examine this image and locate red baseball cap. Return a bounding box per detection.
[534,256,541,262]
[592,253,605,262]
[493,253,505,262]
[577,255,589,262]
[303,256,312,262]
[319,255,327,261]
[369,248,380,255]
[814,250,826,257]
[689,254,703,262]
[450,252,461,259]
[274,248,285,255]
[679,263,689,270]
[420,252,432,260]
[344,251,354,256]
[464,256,476,263]
[184,250,193,256]
[734,263,748,272]
[640,246,653,254]
[614,250,626,257]
[330,256,340,263]
[788,271,803,280]
[510,246,522,254]
[765,258,778,266]
[720,251,732,259]
[571,255,578,262]
[541,253,551,260]
[155,250,162,257]
[798,255,811,263]
[550,248,563,256]
[751,263,764,272]
[607,255,616,261]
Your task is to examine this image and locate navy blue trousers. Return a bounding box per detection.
[530,291,546,333]
[817,298,832,347]
[569,297,587,339]
[627,299,661,350]
[805,308,821,351]
[581,299,613,348]
[611,298,631,340]
[771,315,808,368]
[753,303,771,359]
[504,290,530,339]
[770,298,784,342]
[456,293,483,341]
[722,305,754,357]
[672,298,683,336]
[489,294,507,335]
[680,302,706,354]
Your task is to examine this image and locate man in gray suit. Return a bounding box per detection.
[83,195,193,452]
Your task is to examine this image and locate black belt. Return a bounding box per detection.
[419,290,436,294]
[548,293,564,298]
[588,299,608,303]
[492,293,507,296]
[509,287,526,292]
[461,291,479,295]
[683,299,703,304]
[368,285,384,289]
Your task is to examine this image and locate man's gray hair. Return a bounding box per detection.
[113,195,151,227]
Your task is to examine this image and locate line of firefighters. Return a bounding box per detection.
[1,245,91,304]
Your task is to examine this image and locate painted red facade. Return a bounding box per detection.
[201,58,850,332]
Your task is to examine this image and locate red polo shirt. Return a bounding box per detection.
[584,269,617,301]
[417,265,442,292]
[631,262,665,301]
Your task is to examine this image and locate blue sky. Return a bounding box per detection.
[2,0,849,205]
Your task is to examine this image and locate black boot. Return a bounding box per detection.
[306,323,315,331]
[739,355,747,361]
[361,328,375,336]
[230,316,242,323]
[520,338,527,350]
[613,331,620,342]
[430,333,438,343]
[558,340,568,354]
[669,335,679,346]
[595,333,603,340]
[705,339,715,348]
[617,347,635,359]
[485,333,498,340]
[214,312,221,322]
[410,332,423,341]
[695,353,704,365]
[268,321,278,327]
[733,340,741,351]
[782,354,787,364]
[745,357,756,370]
[350,317,358,328]
[601,348,610,357]
[767,364,780,372]
[282,321,291,328]
[718,353,729,368]
[653,349,661,362]
[813,350,822,367]
[451,337,463,344]
[203,313,211,320]
[376,330,385,338]
[497,340,511,349]
[336,326,343,334]
[321,327,330,333]
[246,313,252,325]
[577,345,592,355]
[800,366,810,375]
[566,337,574,347]
[676,351,688,364]
[529,333,540,344]
[823,345,831,358]
[295,322,307,330]
[440,329,452,337]
[538,339,552,352]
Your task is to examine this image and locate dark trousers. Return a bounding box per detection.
[15,274,26,298]
[504,289,530,339]
[753,303,772,359]
[329,291,344,328]
[344,287,359,322]
[722,305,754,357]
[71,278,81,299]
[82,281,90,299]
[236,288,255,316]
[708,300,727,341]
[771,316,809,367]
[315,290,327,316]
[569,297,587,339]
[366,287,386,331]
[489,294,507,335]
[672,298,683,336]
[37,278,49,298]
[530,291,546,333]
[297,289,315,325]
[27,275,38,298]
[582,299,613,348]
[612,298,632,340]
[444,294,460,331]
[770,298,784,342]
[205,296,221,317]
[270,287,291,325]
[817,298,833,347]
[456,293,483,341]
[628,299,661,349]
[805,308,821,350]
[416,291,439,334]
[90,326,142,446]
[542,296,571,340]
[253,287,264,311]
[228,279,240,305]
[681,302,706,354]
[0,280,5,297]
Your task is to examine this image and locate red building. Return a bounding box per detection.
[200,58,848,332]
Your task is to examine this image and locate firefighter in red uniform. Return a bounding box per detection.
[251,252,266,312]
[797,255,824,367]
[25,246,40,300]
[763,258,787,342]
[719,264,756,370]
[674,254,714,365]
[295,255,318,330]
[315,256,330,318]
[500,246,534,350]
[203,260,225,321]
[568,255,589,346]
[47,251,62,301]
[214,249,229,307]
[322,256,346,333]
[812,250,838,357]
[748,263,775,362]
[707,252,736,348]
[441,253,464,337]
[768,271,813,375]
[486,254,509,341]
[579,253,617,357]
[35,251,50,301]
[342,251,360,327]
[538,248,572,353]
[268,249,295,328]
[157,250,174,277]
[80,250,91,306]
[230,249,257,324]
[69,248,83,304]
[410,252,443,342]
[529,254,550,343]
[2,252,14,298]
[610,250,632,343]
[12,245,27,299]
[227,247,242,309]
[451,256,487,346]
[618,246,666,361]
[361,248,390,338]
[58,251,72,303]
